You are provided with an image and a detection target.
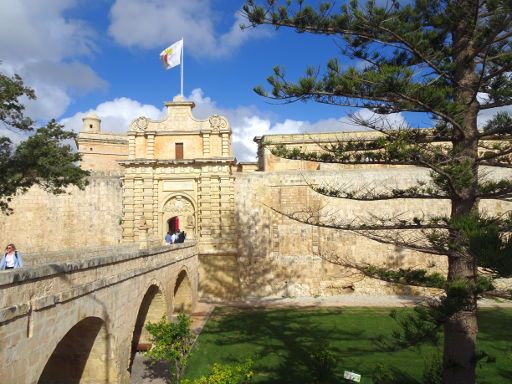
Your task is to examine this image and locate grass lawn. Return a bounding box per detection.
[183,306,512,383]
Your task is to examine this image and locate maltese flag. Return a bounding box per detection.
[160,39,183,69]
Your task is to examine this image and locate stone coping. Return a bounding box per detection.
[119,158,235,165]
[0,241,196,287]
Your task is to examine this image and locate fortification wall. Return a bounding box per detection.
[0,172,124,254]
[233,165,512,298]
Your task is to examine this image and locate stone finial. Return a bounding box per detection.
[82,112,101,133]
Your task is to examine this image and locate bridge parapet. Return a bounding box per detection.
[0,241,197,324]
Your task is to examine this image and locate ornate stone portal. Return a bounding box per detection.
[119,96,236,255]
[162,195,196,239]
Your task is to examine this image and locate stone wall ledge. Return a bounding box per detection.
[0,242,198,324]
[0,241,196,287]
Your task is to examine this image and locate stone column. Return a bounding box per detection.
[202,133,210,156]
[153,178,159,241]
[122,176,135,241]
[209,176,221,237]
[146,133,155,159]
[198,176,211,239]
[142,175,154,240]
[133,177,144,240]
[221,133,230,157]
[128,133,136,159]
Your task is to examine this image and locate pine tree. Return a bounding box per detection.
[242,1,512,383]
[0,72,89,213]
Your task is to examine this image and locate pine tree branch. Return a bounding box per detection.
[311,182,449,201]
[392,91,463,133]
[263,202,449,255]
[478,100,512,110]
[372,24,455,85]
[481,62,512,83]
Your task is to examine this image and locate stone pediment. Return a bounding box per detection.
[128,96,230,134]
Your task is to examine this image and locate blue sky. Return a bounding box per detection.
[1,0,501,161]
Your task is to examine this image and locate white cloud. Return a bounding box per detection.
[108,0,269,58]
[0,0,95,62]
[61,98,164,134]
[0,0,104,121]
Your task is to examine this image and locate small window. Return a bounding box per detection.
[90,148,93,151]
[89,124,93,129]
[176,143,184,159]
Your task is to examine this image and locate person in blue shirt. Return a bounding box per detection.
[165,232,172,245]
[0,243,23,270]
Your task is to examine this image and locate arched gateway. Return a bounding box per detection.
[163,194,196,240]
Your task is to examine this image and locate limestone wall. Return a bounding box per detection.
[77,132,129,172]
[0,172,124,254]
[233,165,512,298]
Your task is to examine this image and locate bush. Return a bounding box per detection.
[309,340,337,383]
[145,313,195,384]
[182,360,254,384]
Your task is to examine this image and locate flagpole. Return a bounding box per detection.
[180,38,184,97]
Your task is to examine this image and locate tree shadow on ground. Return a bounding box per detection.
[186,307,422,384]
[131,352,170,384]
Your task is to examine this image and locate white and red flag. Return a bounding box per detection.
[160,39,183,70]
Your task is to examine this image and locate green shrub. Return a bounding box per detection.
[182,360,254,384]
[145,313,195,384]
[309,340,337,383]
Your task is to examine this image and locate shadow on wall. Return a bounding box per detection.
[233,198,300,300]
[38,316,115,384]
[129,284,167,372]
[36,266,117,384]
[174,269,193,313]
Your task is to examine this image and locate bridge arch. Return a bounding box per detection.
[128,282,168,372]
[173,268,193,313]
[38,316,118,384]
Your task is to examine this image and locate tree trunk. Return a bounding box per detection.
[443,254,478,384]
[444,4,480,380]
[442,144,479,384]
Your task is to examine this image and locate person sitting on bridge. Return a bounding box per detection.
[0,243,23,270]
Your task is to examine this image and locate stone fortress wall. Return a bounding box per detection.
[0,172,124,254]
[3,99,510,300]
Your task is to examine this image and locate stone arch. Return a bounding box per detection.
[38,316,118,384]
[161,193,197,241]
[128,283,168,372]
[174,269,193,313]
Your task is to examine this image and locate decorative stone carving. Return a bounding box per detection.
[164,196,193,213]
[130,117,149,132]
[138,216,148,229]
[209,115,228,132]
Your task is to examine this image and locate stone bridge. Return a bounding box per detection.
[0,242,199,384]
